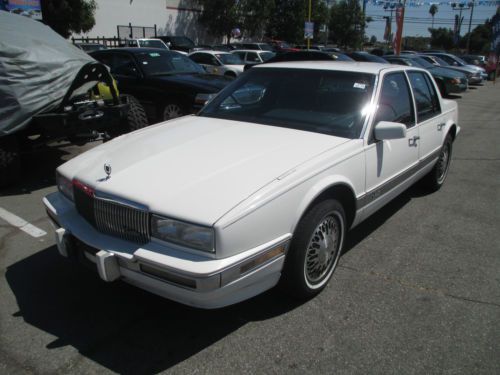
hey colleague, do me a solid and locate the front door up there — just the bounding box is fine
[363,71,419,212]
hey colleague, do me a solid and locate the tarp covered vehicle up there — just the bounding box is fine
[0,12,148,186]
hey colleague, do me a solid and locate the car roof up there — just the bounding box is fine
[189,50,231,55]
[231,49,273,53]
[253,61,415,74]
[91,47,177,54]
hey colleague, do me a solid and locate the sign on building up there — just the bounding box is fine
[0,0,42,20]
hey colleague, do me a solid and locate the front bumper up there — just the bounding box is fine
[44,192,290,309]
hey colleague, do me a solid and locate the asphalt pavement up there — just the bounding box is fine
[1,83,499,374]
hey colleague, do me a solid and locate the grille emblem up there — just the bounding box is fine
[104,163,112,179]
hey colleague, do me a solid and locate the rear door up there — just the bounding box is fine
[407,71,445,162]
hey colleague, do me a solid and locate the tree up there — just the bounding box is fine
[369,35,377,44]
[428,27,454,50]
[41,0,97,38]
[329,0,367,49]
[198,0,274,42]
[266,0,330,44]
[429,4,438,29]
[460,19,493,53]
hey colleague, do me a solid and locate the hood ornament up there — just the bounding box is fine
[104,163,112,179]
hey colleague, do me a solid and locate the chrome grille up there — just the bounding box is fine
[74,184,150,244]
[94,197,150,244]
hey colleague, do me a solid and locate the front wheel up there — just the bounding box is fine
[280,199,346,299]
[422,134,453,191]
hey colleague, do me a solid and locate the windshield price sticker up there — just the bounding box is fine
[353,82,366,89]
[149,52,160,57]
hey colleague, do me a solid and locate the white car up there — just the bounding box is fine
[188,50,245,78]
[231,49,276,64]
[126,38,169,50]
[44,62,459,309]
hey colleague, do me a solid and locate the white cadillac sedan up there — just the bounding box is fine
[44,62,459,309]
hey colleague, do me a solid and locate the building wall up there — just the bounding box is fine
[73,0,219,44]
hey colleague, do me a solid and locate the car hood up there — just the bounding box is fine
[151,72,231,91]
[59,116,349,225]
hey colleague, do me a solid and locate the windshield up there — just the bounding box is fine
[453,56,468,65]
[171,36,195,48]
[138,40,168,49]
[199,68,376,139]
[217,53,243,65]
[412,57,434,69]
[135,51,205,76]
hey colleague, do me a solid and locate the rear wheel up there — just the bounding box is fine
[0,135,21,188]
[280,199,346,299]
[422,134,453,191]
[161,101,185,121]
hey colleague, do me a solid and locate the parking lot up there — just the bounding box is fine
[0,82,499,374]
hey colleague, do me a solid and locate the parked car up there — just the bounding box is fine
[460,54,487,67]
[346,51,388,63]
[419,54,483,84]
[90,48,231,122]
[126,38,169,50]
[156,35,197,53]
[424,52,486,81]
[0,12,148,187]
[384,54,468,96]
[75,43,108,52]
[240,42,274,51]
[188,50,245,78]
[243,50,351,71]
[267,39,300,52]
[231,49,276,64]
[44,61,459,309]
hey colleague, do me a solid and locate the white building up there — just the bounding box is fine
[74,0,218,44]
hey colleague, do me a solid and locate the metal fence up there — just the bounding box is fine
[117,23,157,39]
[71,36,124,48]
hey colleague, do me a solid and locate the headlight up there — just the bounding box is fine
[194,93,216,106]
[151,215,215,252]
[451,78,461,85]
[56,172,74,201]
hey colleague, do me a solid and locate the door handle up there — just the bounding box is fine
[408,136,420,147]
[437,123,445,131]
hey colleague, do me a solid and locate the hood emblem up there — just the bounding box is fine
[104,163,112,179]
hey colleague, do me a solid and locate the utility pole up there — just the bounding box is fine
[466,1,475,53]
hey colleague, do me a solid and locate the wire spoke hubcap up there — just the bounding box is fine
[304,215,341,285]
[163,104,182,120]
[437,143,450,183]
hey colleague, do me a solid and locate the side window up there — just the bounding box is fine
[112,54,139,77]
[190,53,206,64]
[375,72,415,128]
[247,52,260,63]
[93,53,113,69]
[408,71,440,123]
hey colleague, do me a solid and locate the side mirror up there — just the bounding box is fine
[374,121,407,140]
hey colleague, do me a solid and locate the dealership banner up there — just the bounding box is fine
[392,5,405,55]
[0,0,42,20]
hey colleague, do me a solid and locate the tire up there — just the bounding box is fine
[280,199,346,299]
[161,101,185,121]
[0,135,21,188]
[422,134,453,192]
[124,95,148,132]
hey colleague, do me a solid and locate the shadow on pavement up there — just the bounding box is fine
[5,247,304,374]
[0,142,99,197]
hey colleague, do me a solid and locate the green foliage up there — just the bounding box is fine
[429,4,438,28]
[428,27,454,50]
[369,35,377,44]
[264,0,330,43]
[41,0,97,38]
[329,0,367,49]
[198,0,275,42]
[460,20,492,53]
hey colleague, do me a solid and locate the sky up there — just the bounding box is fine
[363,1,499,41]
